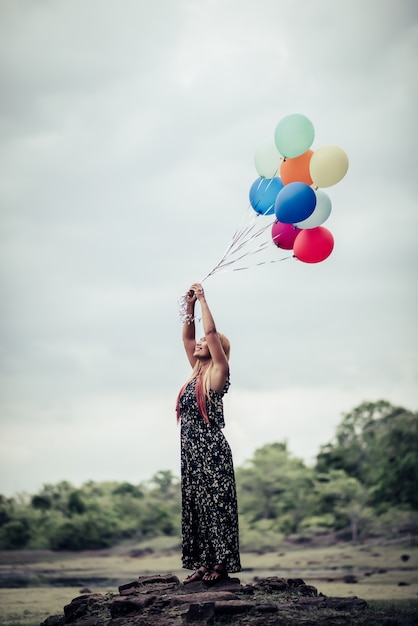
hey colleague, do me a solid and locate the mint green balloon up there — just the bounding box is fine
[274,113,315,158]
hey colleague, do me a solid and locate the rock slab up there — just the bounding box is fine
[40,572,373,625]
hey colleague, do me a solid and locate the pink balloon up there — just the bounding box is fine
[293,226,334,263]
[271,221,300,250]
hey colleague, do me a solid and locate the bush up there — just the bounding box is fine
[300,514,336,533]
[239,517,284,553]
[0,519,31,549]
[49,514,120,550]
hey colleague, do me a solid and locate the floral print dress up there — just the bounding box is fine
[179,375,242,573]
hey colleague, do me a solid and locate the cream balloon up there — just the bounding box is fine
[254,137,283,178]
[309,145,349,188]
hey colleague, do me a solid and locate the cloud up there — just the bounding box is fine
[0,0,417,496]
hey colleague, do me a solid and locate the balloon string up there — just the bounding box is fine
[213,205,259,262]
[207,241,290,277]
[210,170,282,268]
[206,241,270,276]
[202,212,269,276]
[202,230,271,279]
[200,206,254,282]
[214,253,292,276]
[201,214,278,282]
[179,176,289,321]
[200,170,286,283]
[216,226,272,266]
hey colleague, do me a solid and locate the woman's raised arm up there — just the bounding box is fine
[191,283,229,392]
[182,289,197,367]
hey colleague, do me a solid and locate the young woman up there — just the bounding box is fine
[176,283,241,585]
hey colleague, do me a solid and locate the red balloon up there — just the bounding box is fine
[271,220,300,250]
[293,226,334,263]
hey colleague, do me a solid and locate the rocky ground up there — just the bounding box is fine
[39,572,418,626]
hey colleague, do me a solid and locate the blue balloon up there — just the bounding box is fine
[274,182,317,224]
[249,177,284,215]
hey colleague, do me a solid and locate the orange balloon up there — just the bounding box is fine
[280,149,313,186]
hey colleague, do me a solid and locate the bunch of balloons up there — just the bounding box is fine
[251,113,348,263]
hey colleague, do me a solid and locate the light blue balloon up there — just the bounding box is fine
[249,177,284,215]
[295,189,332,228]
[274,114,315,158]
[274,182,317,224]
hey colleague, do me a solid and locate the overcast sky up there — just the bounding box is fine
[1,0,417,497]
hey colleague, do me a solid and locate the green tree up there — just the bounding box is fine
[370,410,418,509]
[0,518,31,549]
[67,490,86,515]
[236,443,314,534]
[35,481,76,517]
[316,401,418,510]
[313,470,373,541]
[149,471,179,498]
[112,482,144,498]
[49,512,120,550]
[0,495,11,525]
[316,401,396,479]
[31,494,52,511]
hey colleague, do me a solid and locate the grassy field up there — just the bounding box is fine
[0,588,84,626]
[0,539,417,625]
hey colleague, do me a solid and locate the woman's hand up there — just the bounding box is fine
[185,289,196,303]
[189,283,205,301]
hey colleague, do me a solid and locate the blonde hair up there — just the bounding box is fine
[176,333,230,423]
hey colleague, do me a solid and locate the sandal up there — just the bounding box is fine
[203,564,228,586]
[183,567,207,585]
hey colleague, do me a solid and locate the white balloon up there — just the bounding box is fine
[254,137,283,178]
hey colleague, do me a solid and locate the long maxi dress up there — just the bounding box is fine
[179,375,242,572]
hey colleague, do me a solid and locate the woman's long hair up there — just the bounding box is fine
[176,333,230,424]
